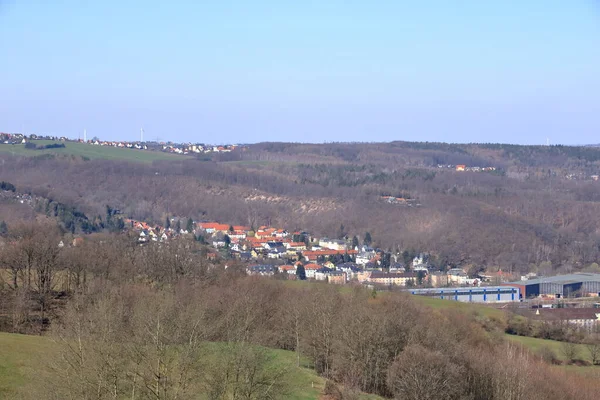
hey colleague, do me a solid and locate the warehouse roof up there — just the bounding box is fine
[507,273,600,286]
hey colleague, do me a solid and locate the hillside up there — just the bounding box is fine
[0,141,187,163]
[1,140,600,272]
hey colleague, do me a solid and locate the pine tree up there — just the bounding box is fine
[186,218,194,233]
[338,224,346,239]
[296,264,306,280]
[165,216,171,230]
[0,220,8,235]
[352,235,359,249]
[364,232,372,246]
[175,219,181,232]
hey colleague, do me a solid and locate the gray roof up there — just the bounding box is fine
[507,273,600,286]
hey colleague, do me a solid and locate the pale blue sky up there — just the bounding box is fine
[1,1,599,144]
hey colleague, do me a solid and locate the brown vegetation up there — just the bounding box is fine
[2,141,600,273]
[0,221,599,398]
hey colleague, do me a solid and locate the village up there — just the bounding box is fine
[125,215,516,291]
[0,132,242,156]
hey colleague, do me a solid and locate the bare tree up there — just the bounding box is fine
[387,344,465,400]
[584,335,600,365]
[560,341,579,363]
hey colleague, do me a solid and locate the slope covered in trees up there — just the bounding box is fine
[1,140,600,273]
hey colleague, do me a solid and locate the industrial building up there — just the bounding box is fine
[408,286,520,303]
[503,273,600,299]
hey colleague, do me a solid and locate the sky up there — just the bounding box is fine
[0,1,599,145]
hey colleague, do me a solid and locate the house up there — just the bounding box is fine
[447,268,468,285]
[138,230,150,242]
[389,262,406,273]
[229,231,247,240]
[198,222,230,234]
[336,262,362,280]
[246,265,276,276]
[314,267,334,281]
[267,248,286,259]
[367,271,418,286]
[430,272,449,287]
[278,265,297,275]
[273,229,289,238]
[327,271,347,284]
[356,248,376,265]
[303,263,321,279]
[521,308,600,332]
[264,241,285,250]
[319,238,347,251]
[285,242,307,251]
[456,165,466,172]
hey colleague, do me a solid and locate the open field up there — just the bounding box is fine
[410,295,508,321]
[0,332,381,400]
[506,334,593,363]
[0,332,53,399]
[0,141,188,163]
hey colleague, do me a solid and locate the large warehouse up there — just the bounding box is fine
[409,286,520,303]
[503,273,600,299]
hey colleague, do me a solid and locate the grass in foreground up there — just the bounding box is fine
[0,141,187,163]
[0,332,53,399]
[0,332,381,400]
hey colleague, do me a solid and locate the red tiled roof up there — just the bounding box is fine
[304,263,321,270]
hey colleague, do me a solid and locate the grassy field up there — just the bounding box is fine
[506,334,600,377]
[410,295,508,321]
[0,333,53,399]
[0,141,188,163]
[505,334,592,362]
[0,332,381,400]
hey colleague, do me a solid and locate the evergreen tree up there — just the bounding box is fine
[338,224,346,239]
[352,235,359,249]
[229,225,234,233]
[165,216,171,230]
[402,250,412,266]
[417,270,426,285]
[224,234,231,248]
[382,253,391,269]
[175,219,181,232]
[364,232,372,246]
[186,218,194,233]
[0,220,8,235]
[296,264,306,280]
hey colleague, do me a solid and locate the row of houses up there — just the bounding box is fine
[436,164,497,172]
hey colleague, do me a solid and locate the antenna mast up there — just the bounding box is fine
[140,127,144,143]
[84,129,87,142]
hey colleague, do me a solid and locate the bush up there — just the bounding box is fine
[539,345,559,365]
[0,181,16,192]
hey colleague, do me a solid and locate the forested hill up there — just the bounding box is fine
[1,140,600,273]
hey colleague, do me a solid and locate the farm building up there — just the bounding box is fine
[408,286,520,303]
[502,273,600,299]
